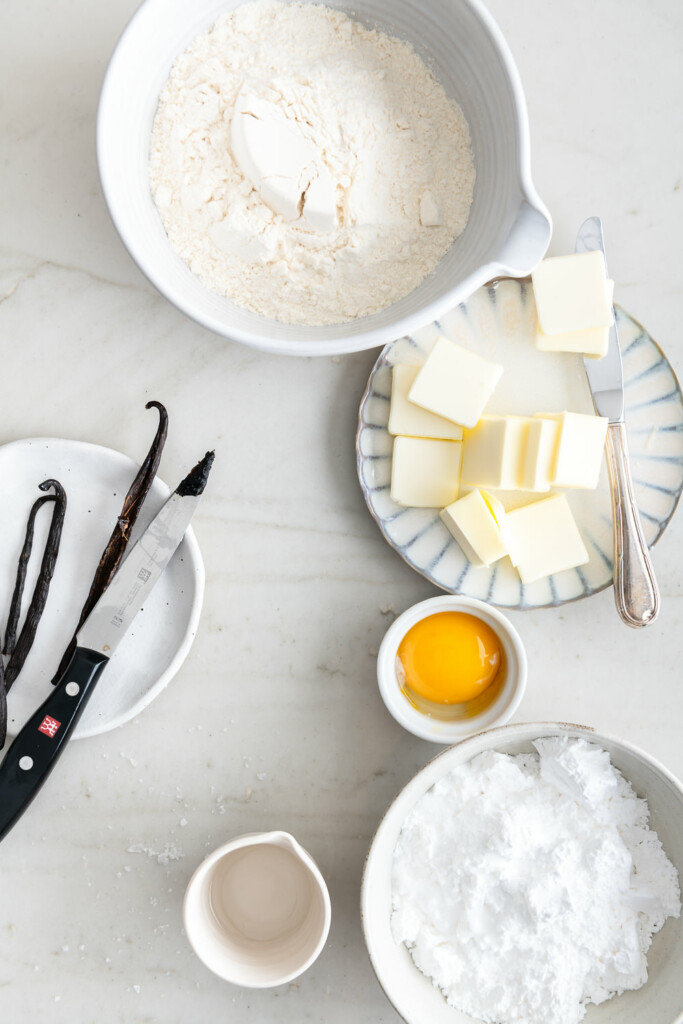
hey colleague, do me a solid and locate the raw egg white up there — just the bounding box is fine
[396,611,502,705]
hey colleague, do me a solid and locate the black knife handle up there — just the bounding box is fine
[0,647,109,842]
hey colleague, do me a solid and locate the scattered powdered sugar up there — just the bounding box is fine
[127,842,184,866]
[149,1,474,325]
[392,737,681,1024]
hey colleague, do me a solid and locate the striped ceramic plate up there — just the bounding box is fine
[356,278,683,609]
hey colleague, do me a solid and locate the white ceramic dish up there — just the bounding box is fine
[0,438,204,739]
[97,0,551,356]
[183,830,331,986]
[377,595,526,743]
[361,721,683,1024]
[357,278,683,608]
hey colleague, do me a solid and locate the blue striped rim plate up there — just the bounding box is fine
[356,278,683,609]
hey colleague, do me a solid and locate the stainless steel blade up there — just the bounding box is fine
[575,216,624,423]
[76,452,213,656]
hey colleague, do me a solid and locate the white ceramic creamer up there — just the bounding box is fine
[183,831,331,987]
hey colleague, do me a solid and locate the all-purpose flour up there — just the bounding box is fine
[392,738,680,1024]
[149,1,474,325]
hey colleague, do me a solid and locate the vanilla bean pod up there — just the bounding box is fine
[52,400,168,682]
[3,494,56,658]
[0,480,66,749]
[0,635,6,751]
[1,491,56,749]
[4,481,67,694]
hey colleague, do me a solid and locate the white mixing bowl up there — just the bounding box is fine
[362,723,683,1024]
[97,0,551,356]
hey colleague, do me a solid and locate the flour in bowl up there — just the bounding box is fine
[392,737,680,1024]
[149,1,474,325]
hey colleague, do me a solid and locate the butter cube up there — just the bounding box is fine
[532,252,613,335]
[505,494,589,583]
[408,336,503,429]
[391,436,463,508]
[522,417,561,491]
[537,324,609,359]
[461,416,529,490]
[440,489,508,566]
[536,281,614,359]
[536,411,608,489]
[388,366,463,440]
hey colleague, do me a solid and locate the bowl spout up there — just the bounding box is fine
[495,196,552,277]
[261,830,305,858]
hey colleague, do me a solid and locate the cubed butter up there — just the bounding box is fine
[461,415,529,490]
[535,411,608,489]
[390,436,463,508]
[440,489,508,566]
[536,281,615,359]
[408,336,503,429]
[537,324,609,359]
[388,365,463,440]
[532,252,613,335]
[505,493,589,583]
[522,417,561,491]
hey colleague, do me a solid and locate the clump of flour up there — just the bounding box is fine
[149,1,474,325]
[392,737,680,1024]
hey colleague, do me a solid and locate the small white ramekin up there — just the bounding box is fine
[377,595,526,743]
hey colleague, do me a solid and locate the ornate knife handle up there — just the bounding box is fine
[605,421,660,627]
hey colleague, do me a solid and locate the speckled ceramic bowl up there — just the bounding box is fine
[361,722,683,1024]
[97,0,550,355]
[357,278,683,608]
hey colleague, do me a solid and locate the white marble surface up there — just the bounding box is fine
[0,0,682,1020]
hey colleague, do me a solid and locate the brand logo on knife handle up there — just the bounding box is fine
[38,715,61,738]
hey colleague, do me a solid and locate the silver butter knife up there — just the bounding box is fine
[576,217,660,627]
[0,450,214,843]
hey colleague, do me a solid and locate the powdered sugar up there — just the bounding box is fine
[149,1,474,325]
[392,737,680,1024]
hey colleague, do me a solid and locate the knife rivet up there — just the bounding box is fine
[19,756,33,771]
[66,682,80,697]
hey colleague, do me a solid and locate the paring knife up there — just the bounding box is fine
[576,217,660,627]
[0,451,214,843]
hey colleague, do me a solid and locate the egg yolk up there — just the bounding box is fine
[396,611,502,705]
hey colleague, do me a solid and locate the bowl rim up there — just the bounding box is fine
[96,0,550,356]
[360,720,683,1024]
[376,595,527,742]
